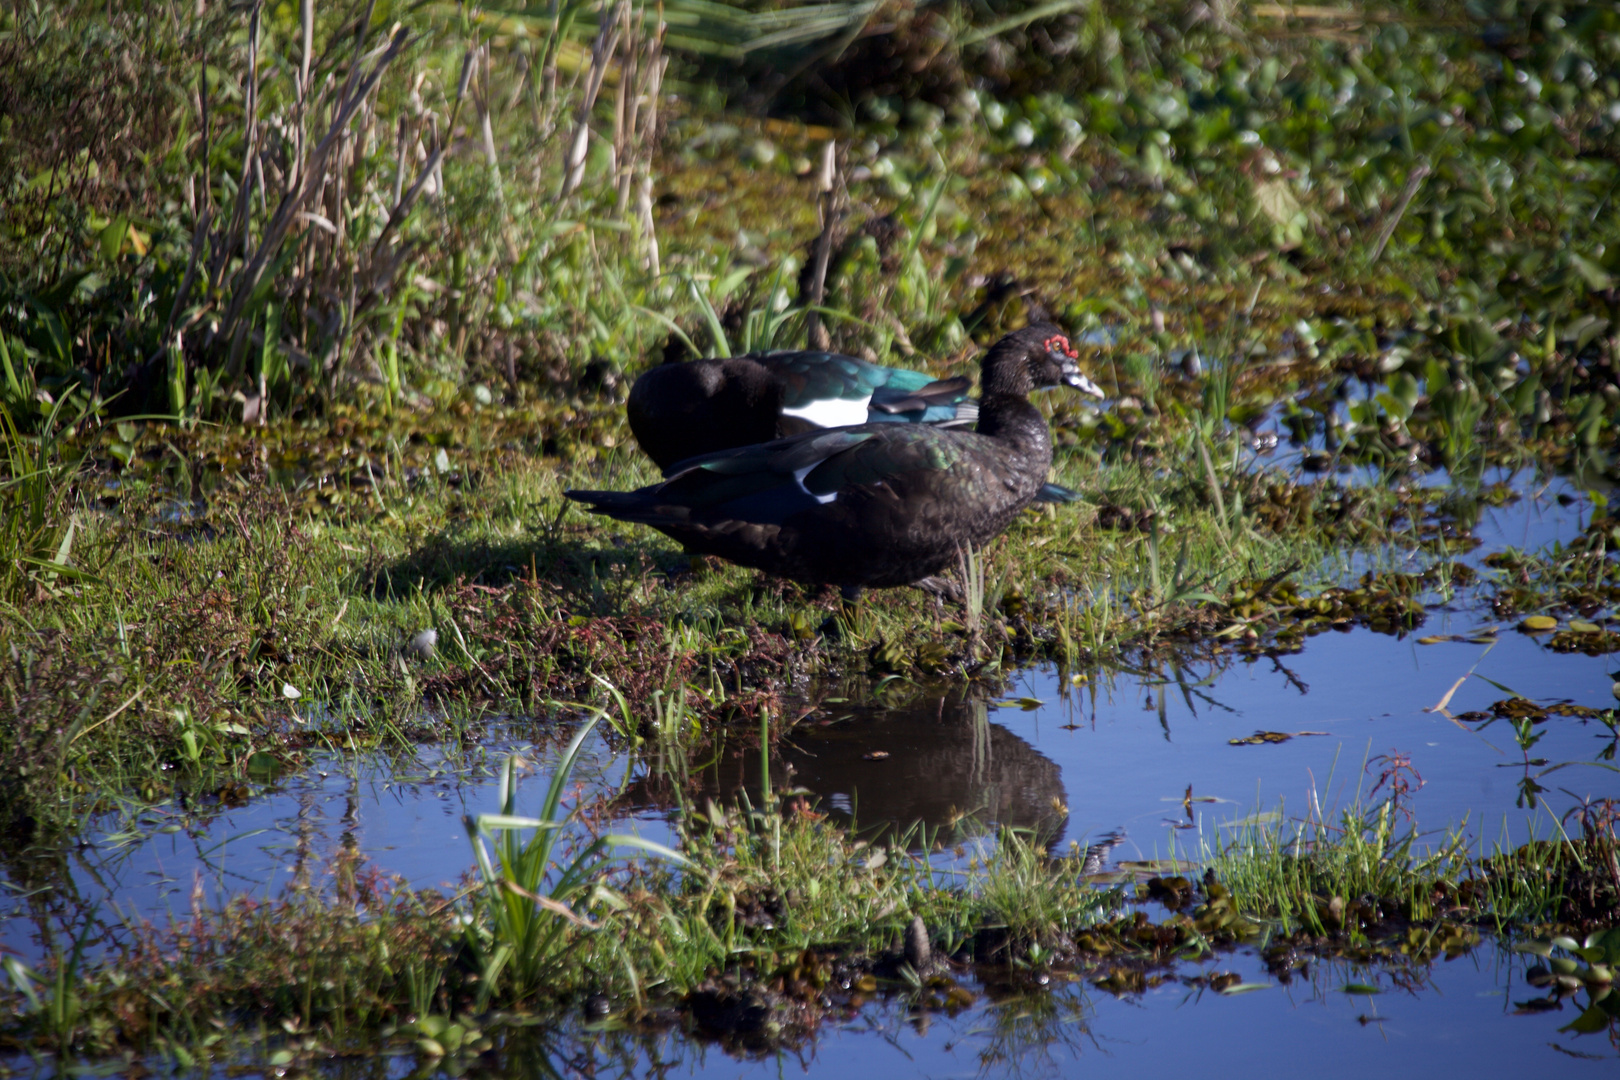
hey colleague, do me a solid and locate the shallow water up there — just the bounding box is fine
[2,472,1616,1069]
[10,610,1608,967]
[304,946,1617,1076]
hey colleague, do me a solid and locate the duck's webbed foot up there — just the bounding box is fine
[911,576,963,603]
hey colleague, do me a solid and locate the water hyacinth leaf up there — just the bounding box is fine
[1518,615,1558,632]
[1568,620,1601,634]
[1586,929,1620,963]
[1560,1004,1612,1035]
[98,216,129,263]
[993,697,1045,710]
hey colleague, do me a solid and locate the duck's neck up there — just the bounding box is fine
[975,393,1052,464]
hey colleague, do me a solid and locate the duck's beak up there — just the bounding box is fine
[1057,355,1106,399]
[1068,371,1105,399]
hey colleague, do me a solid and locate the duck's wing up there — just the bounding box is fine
[569,421,986,527]
[625,356,782,469]
[569,429,880,526]
[867,375,973,423]
[750,351,973,428]
[746,351,878,428]
[790,424,963,496]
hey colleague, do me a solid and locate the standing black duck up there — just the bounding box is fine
[566,325,1100,593]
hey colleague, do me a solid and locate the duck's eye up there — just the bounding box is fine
[1044,335,1077,359]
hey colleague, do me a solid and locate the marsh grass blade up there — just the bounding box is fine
[464,712,687,1003]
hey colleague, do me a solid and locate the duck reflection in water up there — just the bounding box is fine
[623,691,1068,852]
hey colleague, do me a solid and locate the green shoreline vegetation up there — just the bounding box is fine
[2,0,1619,1065]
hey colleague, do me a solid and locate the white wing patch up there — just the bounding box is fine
[781,395,871,429]
[791,464,838,504]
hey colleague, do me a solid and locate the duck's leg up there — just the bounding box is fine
[816,585,863,639]
[910,576,962,604]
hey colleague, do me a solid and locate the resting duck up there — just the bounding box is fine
[567,324,1101,593]
[626,346,1100,502]
[626,349,975,467]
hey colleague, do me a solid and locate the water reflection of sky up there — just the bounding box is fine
[0,733,666,962]
[1000,626,1616,860]
[522,943,1613,1077]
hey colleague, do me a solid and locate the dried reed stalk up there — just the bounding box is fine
[217,21,410,375]
[804,142,843,351]
[561,0,628,198]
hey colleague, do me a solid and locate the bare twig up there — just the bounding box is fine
[391,115,407,208]
[164,206,212,343]
[299,0,314,93]
[367,48,473,276]
[197,60,211,211]
[478,44,505,203]
[232,1,263,261]
[561,0,627,198]
[218,24,411,373]
[803,142,842,351]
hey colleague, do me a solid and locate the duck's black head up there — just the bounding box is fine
[981,324,1105,399]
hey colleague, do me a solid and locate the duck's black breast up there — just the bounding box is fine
[626,358,783,470]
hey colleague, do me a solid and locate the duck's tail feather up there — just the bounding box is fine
[1034,481,1083,504]
[564,489,685,525]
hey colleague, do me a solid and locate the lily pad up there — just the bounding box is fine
[1518,615,1558,632]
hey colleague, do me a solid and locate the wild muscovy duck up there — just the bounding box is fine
[567,324,1097,592]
